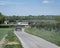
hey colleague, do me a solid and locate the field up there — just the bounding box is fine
[25,26,60,46]
[0,28,13,40]
[0,28,23,48]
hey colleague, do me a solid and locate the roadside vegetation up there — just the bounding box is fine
[25,22,60,46]
[4,30,23,48]
[0,28,13,40]
[6,30,19,42]
[0,27,23,48]
[4,44,23,48]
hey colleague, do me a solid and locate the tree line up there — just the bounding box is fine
[0,12,60,24]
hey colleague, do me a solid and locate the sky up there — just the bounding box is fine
[0,0,60,16]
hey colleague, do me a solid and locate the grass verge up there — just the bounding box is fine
[4,44,23,48]
[25,26,60,46]
[5,29,23,48]
[0,28,13,40]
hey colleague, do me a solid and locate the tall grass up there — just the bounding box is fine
[4,44,23,48]
[6,30,19,42]
[25,26,60,46]
[0,28,23,48]
[0,28,13,40]
[5,29,23,48]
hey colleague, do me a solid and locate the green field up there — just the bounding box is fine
[0,28,23,48]
[0,28,13,40]
[25,26,60,46]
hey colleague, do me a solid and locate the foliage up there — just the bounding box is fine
[0,12,60,24]
[6,30,19,42]
[5,28,23,48]
[0,12,5,24]
[25,26,60,46]
[0,28,13,40]
[4,44,23,48]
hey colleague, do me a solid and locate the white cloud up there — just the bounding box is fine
[42,0,50,4]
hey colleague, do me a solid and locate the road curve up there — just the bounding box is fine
[14,31,59,48]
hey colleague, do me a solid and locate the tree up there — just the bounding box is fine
[0,12,5,24]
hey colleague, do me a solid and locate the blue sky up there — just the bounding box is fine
[0,0,60,16]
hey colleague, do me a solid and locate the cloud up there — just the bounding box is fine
[42,0,50,4]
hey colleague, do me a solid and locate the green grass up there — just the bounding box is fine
[5,29,23,48]
[0,28,13,40]
[6,30,20,42]
[4,44,23,48]
[25,26,60,46]
[0,28,23,48]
